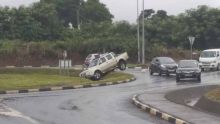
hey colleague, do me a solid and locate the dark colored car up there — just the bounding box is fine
[176,60,201,82]
[149,57,177,76]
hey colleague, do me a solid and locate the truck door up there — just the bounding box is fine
[98,57,109,73]
[106,54,117,70]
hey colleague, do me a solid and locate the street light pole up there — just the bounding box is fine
[77,0,82,30]
[137,0,141,63]
[142,0,145,64]
[77,10,80,30]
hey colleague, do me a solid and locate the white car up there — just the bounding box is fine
[80,52,129,80]
[199,49,220,71]
[84,53,100,67]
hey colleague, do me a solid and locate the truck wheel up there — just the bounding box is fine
[93,71,102,80]
[118,61,126,71]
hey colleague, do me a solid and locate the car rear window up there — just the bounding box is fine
[179,61,198,68]
[159,57,175,64]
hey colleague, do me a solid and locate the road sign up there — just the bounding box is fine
[188,36,195,59]
[188,36,195,46]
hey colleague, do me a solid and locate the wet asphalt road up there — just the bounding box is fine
[0,69,220,124]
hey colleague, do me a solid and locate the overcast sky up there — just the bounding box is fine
[0,0,220,23]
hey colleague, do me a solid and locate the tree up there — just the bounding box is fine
[138,9,155,21]
[82,0,113,24]
[178,5,220,49]
[31,1,64,40]
[156,10,167,18]
[53,0,83,28]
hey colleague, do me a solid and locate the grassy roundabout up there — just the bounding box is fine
[205,87,220,102]
[0,68,133,91]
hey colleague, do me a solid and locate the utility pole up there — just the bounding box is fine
[77,10,80,30]
[77,0,81,30]
[142,0,145,64]
[137,0,141,63]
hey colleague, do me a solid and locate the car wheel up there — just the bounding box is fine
[176,76,180,82]
[93,71,102,80]
[159,70,162,76]
[201,68,204,72]
[197,75,201,82]
[217,64,220,71]
[149,68,153,75]
[118,61,126,71]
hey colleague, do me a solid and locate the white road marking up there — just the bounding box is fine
[0,104,40,124]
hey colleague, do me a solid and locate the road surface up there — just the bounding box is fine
[0,69,219,124]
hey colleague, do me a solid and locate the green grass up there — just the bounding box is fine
[205,88,220,102]
[0,68,133,91]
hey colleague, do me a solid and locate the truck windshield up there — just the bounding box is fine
[200,51,216,58]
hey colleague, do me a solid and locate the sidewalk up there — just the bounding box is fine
[135,89,220,124]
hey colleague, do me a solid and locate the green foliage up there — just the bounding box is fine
[82,0,113,23]
[0,3,220,63]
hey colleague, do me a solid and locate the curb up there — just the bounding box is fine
[132,94,190,124]
[4,65,56,68]
[0,77,136,95]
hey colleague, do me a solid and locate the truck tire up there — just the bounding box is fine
[118,60,126,71]
[93,71,102,80]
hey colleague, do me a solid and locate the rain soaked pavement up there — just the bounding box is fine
[0,69,220,124]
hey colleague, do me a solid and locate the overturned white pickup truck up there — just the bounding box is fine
[80,52,129,80]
